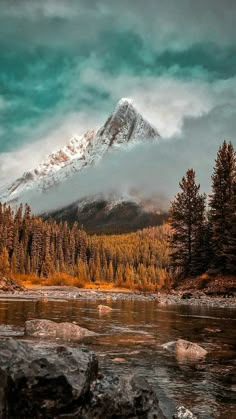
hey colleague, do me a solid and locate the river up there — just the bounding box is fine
[0,297,235,418]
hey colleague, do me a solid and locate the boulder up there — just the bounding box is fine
[0,338,98,418]
[25,319,96,341]
[97,304,112,313]
[80,374,166,419]
[0,338,166,419]
[162,339,207,359]
[175,339,207,359]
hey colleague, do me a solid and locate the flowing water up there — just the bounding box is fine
[0,298,235,419]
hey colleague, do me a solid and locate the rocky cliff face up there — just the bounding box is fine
[0,98,159,205]
[95,97,158,146]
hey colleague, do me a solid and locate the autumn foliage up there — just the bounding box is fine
[0,203,171,290]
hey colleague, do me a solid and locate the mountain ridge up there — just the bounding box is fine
[44,198,168,234]
[0,98,160,206]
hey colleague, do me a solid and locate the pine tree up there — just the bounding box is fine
[115,264,124,286]
[169,169,206,277]
[40,253,53,278]
[76,260,88,282]
[224,173,236,273]
[0,247,10,276]
[137,263,147,287]
[209,141,236,272]
[124,263,135,287]
[10,252,17,274]
[107,261,114,282]
[190,203,210,276]
[147,265,156,285]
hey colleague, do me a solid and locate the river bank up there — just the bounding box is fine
[0,289,235,418]
[0,284,235,309]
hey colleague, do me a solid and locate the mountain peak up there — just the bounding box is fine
[1,98,160,205]
[95,98,160,147]
[116,97,133,107]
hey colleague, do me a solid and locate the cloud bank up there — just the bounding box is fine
[24,101,236,214]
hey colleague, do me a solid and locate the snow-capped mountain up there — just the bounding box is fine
[0,98,160,205]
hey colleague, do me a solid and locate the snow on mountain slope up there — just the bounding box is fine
[0,98,160,205]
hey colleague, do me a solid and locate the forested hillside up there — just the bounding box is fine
[0,203,170,290]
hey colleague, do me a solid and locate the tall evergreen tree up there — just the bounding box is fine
[0,247,10,276]
[169,169,206,276]
[209,141,236,272]
[224,165,236,273]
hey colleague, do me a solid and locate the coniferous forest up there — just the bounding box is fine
[169,141,236,278]
[0,141,235,289]
[0,203,170,290]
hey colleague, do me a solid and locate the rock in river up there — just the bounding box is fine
[162,339,207,359]
[175,339,207,359]
[97,304,112,313]
[80,374,166,419]
[0,338,166,419]
[0,338,98,418]
[25,319,96,341]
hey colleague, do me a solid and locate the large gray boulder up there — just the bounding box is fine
[0,338,98,418]
[78,375,165,419]
[80,374,166,419]
[0,339,165,419]
[25,319,96,341]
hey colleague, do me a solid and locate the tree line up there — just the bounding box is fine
[169,141,236,277]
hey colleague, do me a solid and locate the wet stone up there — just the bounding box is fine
[25,319,96,341]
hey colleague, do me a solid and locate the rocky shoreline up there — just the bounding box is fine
[0,337,202,419]
[0,338,167,419]
[0,284,235,309]
[0,280,235,418]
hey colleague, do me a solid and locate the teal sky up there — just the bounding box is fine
[0,0,236,185]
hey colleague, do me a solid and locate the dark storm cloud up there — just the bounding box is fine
[0,0,236,199]
[1,0,236,48]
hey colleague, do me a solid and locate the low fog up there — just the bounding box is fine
[5,92,236,214]
[23,113,230,215]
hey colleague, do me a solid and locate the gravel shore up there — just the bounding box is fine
[0,286,235,309]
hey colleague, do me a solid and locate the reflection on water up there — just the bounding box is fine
[0,298,235,419]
